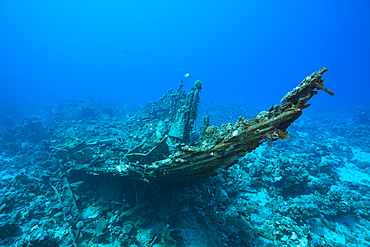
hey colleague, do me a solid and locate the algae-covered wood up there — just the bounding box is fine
[56,68,333,185]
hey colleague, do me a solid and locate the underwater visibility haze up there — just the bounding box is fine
[1,0,370,111]
[0,0,370,246]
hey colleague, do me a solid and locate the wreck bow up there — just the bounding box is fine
[57,68,334,185]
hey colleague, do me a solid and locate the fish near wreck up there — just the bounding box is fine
[54,68,334,185]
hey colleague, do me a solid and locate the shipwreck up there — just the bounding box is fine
[55,68,334,185]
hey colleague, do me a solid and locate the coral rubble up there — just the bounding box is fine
[3,68,370,246]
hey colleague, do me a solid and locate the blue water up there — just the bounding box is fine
[1,1,370,246]
[1,0,369,114]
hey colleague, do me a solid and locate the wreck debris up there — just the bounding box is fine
[54,68,333,185]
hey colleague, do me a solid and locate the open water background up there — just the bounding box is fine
[1,0,369,116]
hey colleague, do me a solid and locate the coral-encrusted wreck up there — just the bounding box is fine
[55,68,334,185]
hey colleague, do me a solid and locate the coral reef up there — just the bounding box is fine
[2,69,370,246]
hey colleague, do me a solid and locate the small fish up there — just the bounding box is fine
[184,73,190,78]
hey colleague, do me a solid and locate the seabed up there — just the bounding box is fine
[1,69,370,246]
